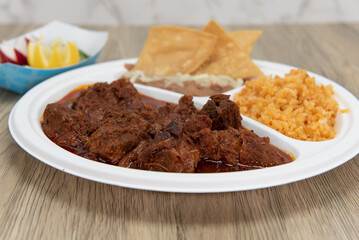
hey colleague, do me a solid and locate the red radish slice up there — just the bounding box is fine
[0,50,18,64]
[14,48,28,65]
[0,41,18,64]
[14,37,28,56]
[0,37,29,65]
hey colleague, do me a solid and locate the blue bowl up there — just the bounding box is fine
[0,52,101,94]
[0,21,108,94]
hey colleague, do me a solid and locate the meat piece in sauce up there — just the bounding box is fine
[197,127,243,166]
[199,94,242,130]
[42,103,82,147]
[183,114,212,140]
[121,96,201,172]
[132,137,199,172]
[41,79,293,173]
[85,111,150,164]
[119,120,200,172]
[73,78,156,124]
[239,130,291,167]
[149,95,198,134]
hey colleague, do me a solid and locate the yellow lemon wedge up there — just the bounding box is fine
[27,41,49,68]
[65,41,80,66]
[27,37,81,69]
[48,48,65,68]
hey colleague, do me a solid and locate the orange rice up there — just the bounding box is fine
[233,69,339,141]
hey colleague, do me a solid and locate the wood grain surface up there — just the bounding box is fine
[0,23,358,240]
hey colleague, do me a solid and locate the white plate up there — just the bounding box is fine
[8,59,359,193]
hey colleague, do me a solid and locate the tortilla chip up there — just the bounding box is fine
[230,30,262,54]
[195,51,263,79]
[193,20,263,79]
[132,26,217,76]
[200,20,242,60]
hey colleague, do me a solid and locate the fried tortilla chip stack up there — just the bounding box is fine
[132,20,263,80]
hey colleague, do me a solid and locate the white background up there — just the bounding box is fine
[0,0,358,25]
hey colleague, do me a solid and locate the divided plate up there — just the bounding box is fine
[8,58,359,193]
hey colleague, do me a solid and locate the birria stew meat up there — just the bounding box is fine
[41,79,293,173]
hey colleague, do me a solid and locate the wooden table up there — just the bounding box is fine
[0,23,358,240]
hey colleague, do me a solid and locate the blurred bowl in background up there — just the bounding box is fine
[0,21,108,94]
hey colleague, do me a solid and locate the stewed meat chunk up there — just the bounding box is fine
[42,78,293,173]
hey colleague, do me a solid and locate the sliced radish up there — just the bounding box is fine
[14,37,28,56]
[0,37,29,65]
[14,48,28,65]
[0,41,18,64]
[1,50,18,64]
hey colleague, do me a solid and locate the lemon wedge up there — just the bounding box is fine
[65,41,80,66]
[27,41,49,68]
[27,37,81,69]
[48,48,65,68]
